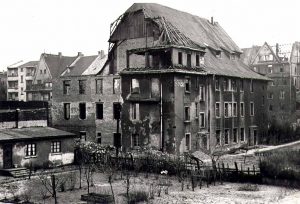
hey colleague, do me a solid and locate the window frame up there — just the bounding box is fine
[96,103,103,120]
[233,128,238,143]
[64,103,70,120]
[80,131,86,142]
[250,102,254,116]
[240,128,245,142]
[240,102,244,117]
[185,133,191,151]
[216,130,221,146]
[131,78,140,94]
[51,141,61,153]
[78,80,86,95]
[63,80,71,95]
[113,78,120,94]
[215,102,220,118]
[184,106,190,121]
[224,129,230,145]
[199,112,205,128]
[215,78,220,91]
[95,78,103,94]
[178,52,183,65]
[131,103,140,121]
[25,143,36,157]
[79,103,86,120]
[132,133,139,147]
[185,78,191,93]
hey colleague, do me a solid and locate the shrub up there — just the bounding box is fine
[238,184,259,191]
[127,190,149,204]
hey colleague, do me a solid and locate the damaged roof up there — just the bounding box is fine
[0,127,77,142]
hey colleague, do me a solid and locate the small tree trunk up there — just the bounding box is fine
[51,175,57,204]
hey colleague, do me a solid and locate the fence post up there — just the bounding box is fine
[247,167,250,175]
[222,163,225,180]
[253,165,256,175]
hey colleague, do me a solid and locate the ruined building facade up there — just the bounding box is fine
[109,3,269,154]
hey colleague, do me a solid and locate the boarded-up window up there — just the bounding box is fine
[131,78,140,93]
[79,103,86,120]
[131,103,140,120]
[151,78,160,97]
[96,103,103,119]
[64,103,70,120]
[96,79,103,94]
[113,78,120,94]
[79,80,86,94]
[63,80,70,95]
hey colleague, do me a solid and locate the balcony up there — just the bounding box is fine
[7,73,18,77]
[26,83,52,92]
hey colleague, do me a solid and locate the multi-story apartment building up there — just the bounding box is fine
[52,51,122,144]
[242,42,297,125]
[110,3,269,154]
[26,53,78,102]
[6,61,38,101]
[290,42,300,91]
[0,71,7,101]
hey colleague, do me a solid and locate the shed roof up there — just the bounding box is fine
[0,127,76,142]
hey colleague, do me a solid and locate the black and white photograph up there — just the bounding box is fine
[0,0,300,203]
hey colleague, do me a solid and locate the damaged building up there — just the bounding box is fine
[111,3,270,154]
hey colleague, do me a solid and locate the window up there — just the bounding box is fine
[195,102,198,118]
[187,54,191,67]
[132,133,139,147]
[21,87,24,95]
[224,103,229,118]
[253,67,257,72]
[131,78,140,93]
[178,52,182,65]
[240,102,244,117]
[280,91,285,99]
[21,68,23,72]
[185,78,190,92]
[262,96,265,105]
[223,79,229,91]
[215,78,220,91]
[97,133,101,144]
[268,92,273,99]
[26,144,36,156]
[184,106,190,121]
[233,128,238,143]
[63,80,70,95]
[216,130,221,146]
[21,75,23,83]
[269,81,275,86]
[113,102,121,119]
[240,128,245,142]
[215,102,220,118]
[269,104,273,111]
[233,102,237,117]
[216,51,221,58]
[199,85,205,100]
[44,69,46,74]
[79,103,86,120]
[200,112,205,128]
[80,131,86,142]
[96,103,103,119]
[185,133,191,151]
[228,103,232,117]
[280,66,284,72]
[51,141,61,153]
[250,80,254,92]
[64,103,70,120]
[224,129,230,145]
[131,103,140,120]
[240,80,244,92]
[113,78,120,94]
[250,102,254,116]
[196,55,200,66]
[95,79,103,94]
[231,80,237,92]
[40,70,42,74]
[79,80,86,94]
[268,66,273,74]
[151,78,160,97]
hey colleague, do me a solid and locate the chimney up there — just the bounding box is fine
[98,50,105,58]
[276,43,279,57]
[77,52,83,56]
[211,16,214,24]
[58,52,62,57]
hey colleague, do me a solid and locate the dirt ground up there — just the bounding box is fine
[0,170,299,204]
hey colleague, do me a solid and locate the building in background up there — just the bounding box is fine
[0,71,7,101]
[0,101,77,173]
[241,42,297,125]
[7,61,23,101]
[52,51,121,144]
[111,3,269,154]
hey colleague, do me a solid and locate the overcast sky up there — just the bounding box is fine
[0,0,299,72]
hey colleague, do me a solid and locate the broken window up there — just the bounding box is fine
[79,103,86,120]
[184,106,190,121]
[196,55,200,66]
[233,128,238,143]
[215,102,220,118]
[132,133,139,147]
[26,143,36,156]
[240,102,244,117]
[216,130,221,146]
[131,103,140,120]
[187,54,191,67]
[178,52,183,65]
[113,78,120,94]
[79,80,86,94]
[96,79,103,94]
[200,112,205,128]
[64,103,70,120]
[151,78,160,97]
[185,78,190,92]
[224,129,230,145]
[250,102,254,116]
[185,133,191,151]
[113,102,121,120]
[51,141,61,153]
[240,128,245,142]
[96,103,103,119]
[131,78,140,93]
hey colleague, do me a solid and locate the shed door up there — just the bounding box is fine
[3,144,13,169]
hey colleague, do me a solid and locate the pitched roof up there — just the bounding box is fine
[0,127,76,142]
[19,61,39,68]
[125,3,241,53]
[82,55,108,75]
[42,53,77,79]
[62,55,98,77]
[241,46,261,65]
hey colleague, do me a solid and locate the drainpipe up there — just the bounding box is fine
[15,108,20,128]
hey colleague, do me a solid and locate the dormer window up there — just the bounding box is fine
[230,54,236,60]
[196,54,205,66]
[216,51,221,58]
[178,52,183,65]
